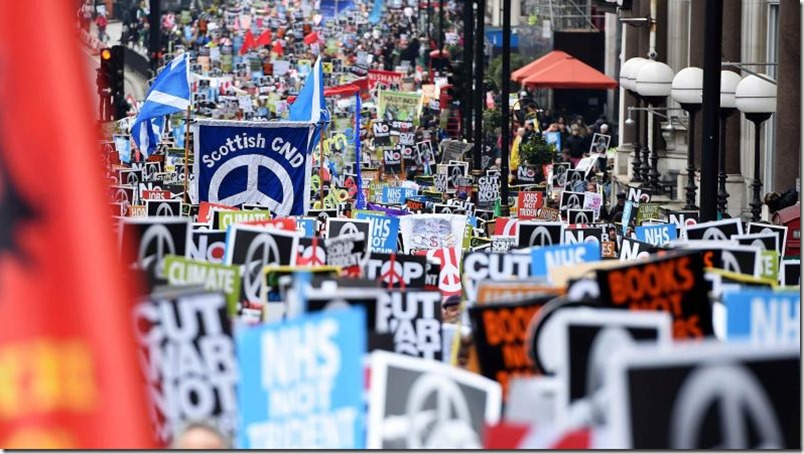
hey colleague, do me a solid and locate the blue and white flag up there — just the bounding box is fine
[113,134,132,164]
[289,57,330,125]
[173,120,186,149]
[195,120,316,216]
[131,53,191,157]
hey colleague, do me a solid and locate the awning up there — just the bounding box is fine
[511,50,570,83]
[520,51,618,89]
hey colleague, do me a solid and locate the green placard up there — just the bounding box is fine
[759,250,780,281]
[635,202,662,225]
[217,209,272,230]
[164,255,242,315]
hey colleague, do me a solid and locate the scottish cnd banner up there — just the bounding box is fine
[195,120,317,216]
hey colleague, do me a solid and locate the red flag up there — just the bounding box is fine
[255,29,272,47]
[272,40,284,56]
[0,1,153,449]
[239,29,255,55]
[303,31,319,45]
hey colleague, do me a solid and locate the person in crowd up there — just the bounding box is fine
[96,13,108,43]
[442,295,461,324]
[565,125,587,167]
[170,421,231,449]
[608,192,626,221]
[764,188,799,214]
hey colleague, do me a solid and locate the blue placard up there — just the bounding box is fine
[530,243,601,278]
[621,201,634,235]
[196,122,316,216]
[355,212,400,253]
[381,186,417,205]
[295,217,316,237]
[724,289,800,344]
[635,223,677,246]
[236,307,367,449]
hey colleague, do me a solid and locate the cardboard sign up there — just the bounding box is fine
[567,209,596,224]
[224,225,300,305]
[399,214,466,254]
[469,299,547,398]
[365,252,427,289]
[665,209,698,236]
[606,342,800,449]
[634,202,662,225]
[780,259,800,286]
[217,209,273,229]
[146,199,182,217]
[517,165,539,184]
[133,290,237,444]
[531,243,601,279]
[372,121,391,146]
[619,237,659,261]
[236,307,366,448]
[490,235,517,253]
[477,174,501,209]
[635,223,677,246]
[747,222,789,256]
[560,191,585,212]
[325,232,369,275]
[326,218,372,241]
[381,186,417,205]
[295,236,327,267]
[517,191,544,220]
[535,207,561,222]
[563,227,606,246]
[164,255,242,314]
[463,251,532,302]
[375,290,443,360]
[475,280,563,305]
[366,351,502,448]
[517,221,564,249]
[682,218,743,241]
[120,217,191,290]
[552,308,671,406]
[723,289,800,344]
[677,242,761,278]
[354,212,400,254]
[734,233,780,253]
[596,251,712,339]
[414,247,463,297]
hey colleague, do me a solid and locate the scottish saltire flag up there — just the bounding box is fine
[288,56,330,124]
[131,53,191,157]
[130,116,165,157]
[354,92,366,209]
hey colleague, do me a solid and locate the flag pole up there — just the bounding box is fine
[183,106,191,204]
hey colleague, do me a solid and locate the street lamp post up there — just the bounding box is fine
[620,57,649,182]
[499,0,511,216]
[717,70,742,218]
[635,60,675,195]
[671,67,704,211]
[736,74,777,222]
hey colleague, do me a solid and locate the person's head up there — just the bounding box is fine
[170,421,230,449]
[517,127,526,137]
[586,180,597,192]
[764,191,782,213]
[571,125,580,136]
[616,192,626,205]
[442,295,461,323]
[599,124,609,134]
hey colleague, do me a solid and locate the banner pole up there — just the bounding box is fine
[319,123,327,205]
[183,106,191,204]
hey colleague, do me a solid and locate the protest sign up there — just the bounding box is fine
[378,91,422,125]
[551,307,671,407]
[682,218,743,241]
[490,235,517,253]
[365,252,427,288]
[595,251,712,339]
[634,202,662,225]
[217,209,273,229]
[734,232,780,252]
[416,247,463,297]
[366,351,502,449]
[747,222,788,256]
[463,251,532,302]
[477,174,500,209]
[195,121,316,216]
[560,191,585,212]
[605,342,800,449]
[563,226,606,246]
[325,232,369,275]
[367,69,403,92]
[236,307,366,448]
[224,225,300,305]
[469,299,546,398]
[723,289,800,344]
[326,218,372,241]
[635,223,677,246]
[567,209,596,224]
[516,221,564,248]
[619,237,659,261]
[583,192,603,217]
[399,214,466,253]
[120,217,191,289]
[164,255,242,314]
[531,243,602,279]
[372,120,391,146]
[133,290,237,445]
[376,290,443,360]
[355,213,400,253]
[517,191,544,220]
[146,199,182,217]
[780,259,800,286]
[381,186,417,205]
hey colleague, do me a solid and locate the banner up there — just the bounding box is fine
[368,69,403,93]
[237,307,366,448]
[195,121,316,216]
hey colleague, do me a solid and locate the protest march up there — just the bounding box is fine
[0,0,799,450]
